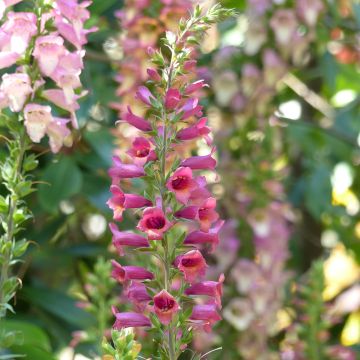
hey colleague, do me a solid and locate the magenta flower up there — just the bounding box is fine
[189,303,221,332]
[153,290,180,325]
[166,167,197,204]
[111,260,154,283]
[136,85,155,106]
[106,5,231,356]
[180,150,217,170]
[184,220,224,252]
[176,117,211,144]
[113,311,151,329]
[185,274,224,308]
[177,250,207,284]
[180,98,203,120]
[110,223,150,256]
[137,207,172,240]
[122,106,152,132]
[147,68,162,82]
[108,156,145,182]
[107,185,151,221]
[184,79,207,95]
[165,88,181,110]
[126,282,152,311]
[127,137,157,166]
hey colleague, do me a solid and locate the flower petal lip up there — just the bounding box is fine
[153,289,180,325]
[113,312,151,329]
[111,260,154,283]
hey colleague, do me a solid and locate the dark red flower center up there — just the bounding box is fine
[136,148,150,158]
[146,216,166,229]
[172,176,189,190]
[155,296,175,311]
[181,256,201,268]
[198,207,209,220]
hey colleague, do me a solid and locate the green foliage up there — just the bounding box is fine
[102,329,141,360]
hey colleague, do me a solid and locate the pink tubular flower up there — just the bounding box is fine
[107,185,152,221]
[166,167,197,204]
[1,73,32,112]
[180,149,216,170]
[189,303,221,332]
[126,281,152,311]
[1,12,37,54]
[184,220,224,252]
[180,98,203,120]
[176,198,219,232]
[24,104,53,143]
[177,250,207,283]
[127,137,157,166]
[153,290,180,325]
[185,274,224,309]
[113,311,151,329]
[121,106,152,132]
[110,223,150,256]
[269,9,298,46]
[147,68,162,82]
[165,88,181,110]
[176,118,211,144]
[33,35,66,77]
[184,79,207,95]
[136,85,155,106]
[137,207,172,240]
[197,197,219,232]
[108,156,145,182]
[111,260,154,283]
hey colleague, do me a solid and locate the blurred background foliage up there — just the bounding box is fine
[1,0,359,359]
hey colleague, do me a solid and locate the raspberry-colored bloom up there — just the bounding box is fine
[180,98,203,120]
[185,274,224,309]
[184,220,224,252]
[176,198,219,232]
[184,79,207,95]
[176,118,211,144]
[122,106,152,131]
[165,88,181,110]
[113,311,151,329]
[180,150,216,170]
[110,223,150,256]
[147,68,162,82]
[153,290,180,325]
[166,167,197,204]
[108,156,145,182]
[111,260,154,283]
[177,250,207,284]
[107,185,151,221]
[126,281,152,311]
[136,85,155,106]
[137,207,172,240]
[189,303,221,332]
[127,137,157,166]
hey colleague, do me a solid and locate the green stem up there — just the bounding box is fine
[0,128,27,318]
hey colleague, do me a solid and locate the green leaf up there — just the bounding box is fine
[84,129,114,167]
[0,320,51,351]
[38,157,83,213]
[20,286,95,328]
